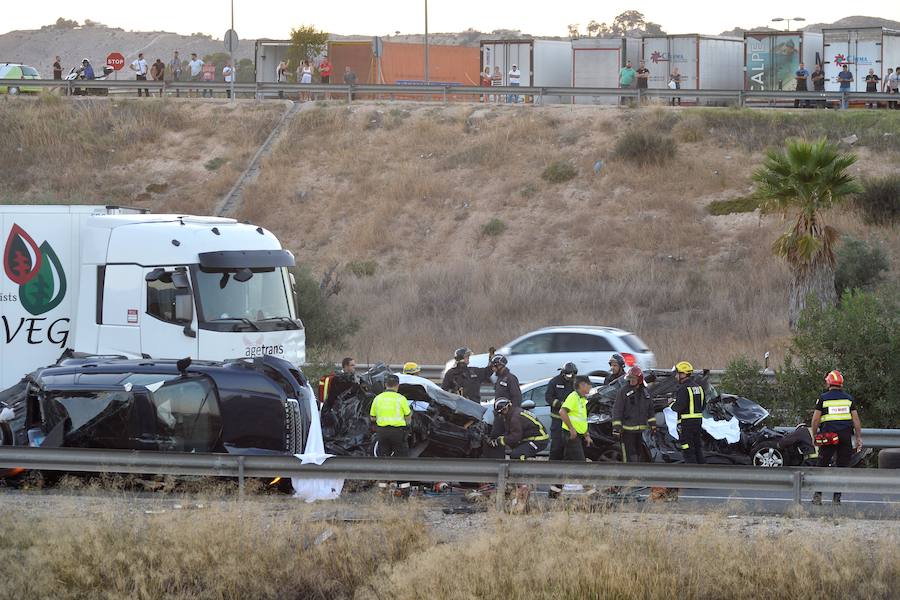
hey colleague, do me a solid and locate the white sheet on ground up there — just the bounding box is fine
[292,383,344,502]
[663,406,741,444]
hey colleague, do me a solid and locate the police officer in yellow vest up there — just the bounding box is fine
[559,376,594,461]
[369,373,411,457]
[810,370,863,505]
[670,361,705,464]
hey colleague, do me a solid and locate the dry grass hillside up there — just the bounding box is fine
[239,103,900,366]
[0,96,897,367]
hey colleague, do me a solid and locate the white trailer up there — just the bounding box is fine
[480,39,573,104]
[641,34,744,103]
[254,39,293,84]
[744,31,823,91]
[0,206,305,390]
[572,37,641,104]
[823,28,900,92]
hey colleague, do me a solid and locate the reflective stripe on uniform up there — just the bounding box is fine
[820,398,853,422]
[522,411,549,441]
[622,424,647,431]
[683,386,704,419]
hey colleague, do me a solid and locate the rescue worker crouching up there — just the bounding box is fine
[441,346,494,402]
[559,376,594,461]
[670,361,705,465]
[490,398,549,459]
[810,370,863,506]
[612,366,656,463]
[370,373,412,457]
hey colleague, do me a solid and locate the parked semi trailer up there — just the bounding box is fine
[641,34,744,103]
[744,31,824,91]
[823,27,900,92]
[480,38,573,103]
[572,37,641,104]
[0,205,304,390]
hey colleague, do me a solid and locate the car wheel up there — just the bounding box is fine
[751,441,786,467]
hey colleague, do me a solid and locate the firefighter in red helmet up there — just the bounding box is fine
[810,370,863,505]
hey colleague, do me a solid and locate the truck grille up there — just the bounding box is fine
[284,398,304,454]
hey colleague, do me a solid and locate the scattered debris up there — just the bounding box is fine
[841,134,858,146]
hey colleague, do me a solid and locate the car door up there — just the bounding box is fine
[507,332,556,383]
[553,332,615,374]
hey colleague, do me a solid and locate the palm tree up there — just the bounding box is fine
[752,138,862,328]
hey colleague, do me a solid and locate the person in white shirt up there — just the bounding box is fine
[222,62,234,98]
[188,53,205,97]
[130,52,150,97]
[507,64,521,104]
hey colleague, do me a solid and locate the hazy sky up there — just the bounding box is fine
[4,2,899,39]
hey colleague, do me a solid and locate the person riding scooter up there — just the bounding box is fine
[79,58,95,80]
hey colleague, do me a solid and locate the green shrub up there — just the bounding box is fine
[481,218,507,237]
[541,161,577,183]
[778,290,900,428]
[834,237,889,295]
[346,260,378,277]
[720,357,775,403]
[204,157,227,171]
[289,265,359,350]
[706,196,761,216]
[612,131,676,166]
[854,174,900,226]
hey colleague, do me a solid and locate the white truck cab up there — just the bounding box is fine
[0,205,304,389]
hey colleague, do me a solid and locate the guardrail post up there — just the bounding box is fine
[738,90,744,108]
[443,86,448,104]
[792,470,803,505]
[237,455,246,498]
[347,86,353,104]
[495,462,508,512]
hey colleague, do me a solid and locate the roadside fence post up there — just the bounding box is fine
[495,462,509,512]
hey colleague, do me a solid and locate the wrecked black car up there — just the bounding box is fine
[0,354,312,463]
[320,364,489,458]
[584,370,840,467]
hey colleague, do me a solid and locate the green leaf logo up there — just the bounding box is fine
[20,241,67,316]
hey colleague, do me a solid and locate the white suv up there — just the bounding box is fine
[448,326,656,384]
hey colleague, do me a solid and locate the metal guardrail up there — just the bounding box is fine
[1,446,898,509]
[3,78,897,107]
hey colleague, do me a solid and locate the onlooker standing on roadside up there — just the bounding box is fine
[298,60,312,101]
[150,58,165,97]
[53,56,63,80]
[507,64,521,103]
[343,65,357,100]
[276,59,288,98]
[794,61,809,108]
[319,55,332,83]
[618,60,636,105]
[169,51,182,97]
[635,60,650,104]
[222,61,234,98]
[480,66,491,103]
[811,64,826,108]
[669,68,681,106]
[837,64,853,109]
[890,66,900,109]
[131,52,150,97]
[491,66,502,102]
[884,67,895,109]
[864,69,880,108]
[188,53,204,98]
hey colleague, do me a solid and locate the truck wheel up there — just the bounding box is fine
[751,441,786,467]
[878,448,900,469]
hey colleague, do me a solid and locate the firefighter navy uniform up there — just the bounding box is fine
[612,383,656,463]
[496,406,549,459]
[545,373,574,461]
[670,378,706,464]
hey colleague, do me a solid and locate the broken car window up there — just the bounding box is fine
[150,378,221,452]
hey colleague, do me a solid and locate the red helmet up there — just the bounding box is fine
[627,366,644,386]
[825,370,844,387]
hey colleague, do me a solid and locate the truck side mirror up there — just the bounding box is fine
[145,268,166,282]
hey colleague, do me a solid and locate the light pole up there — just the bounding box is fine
[230,0,235,102]
[771,17,805,31]
[424,0,430,84]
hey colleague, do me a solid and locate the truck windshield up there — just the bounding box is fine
[193,267,296,331]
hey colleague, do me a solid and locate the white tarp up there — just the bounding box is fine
[663,407,741,444]
[292,383,344,502]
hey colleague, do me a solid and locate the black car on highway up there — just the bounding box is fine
[0,354,311,459]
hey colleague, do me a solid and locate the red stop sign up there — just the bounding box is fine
[106,52,125,71]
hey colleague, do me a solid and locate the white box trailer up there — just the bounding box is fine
[641,35,744,103]
[0,206,306,390]
[254,39,293,84]
[572,37,641,104]
[480,39,573,103]
[823,28,900,92]
[744,31,823,91]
